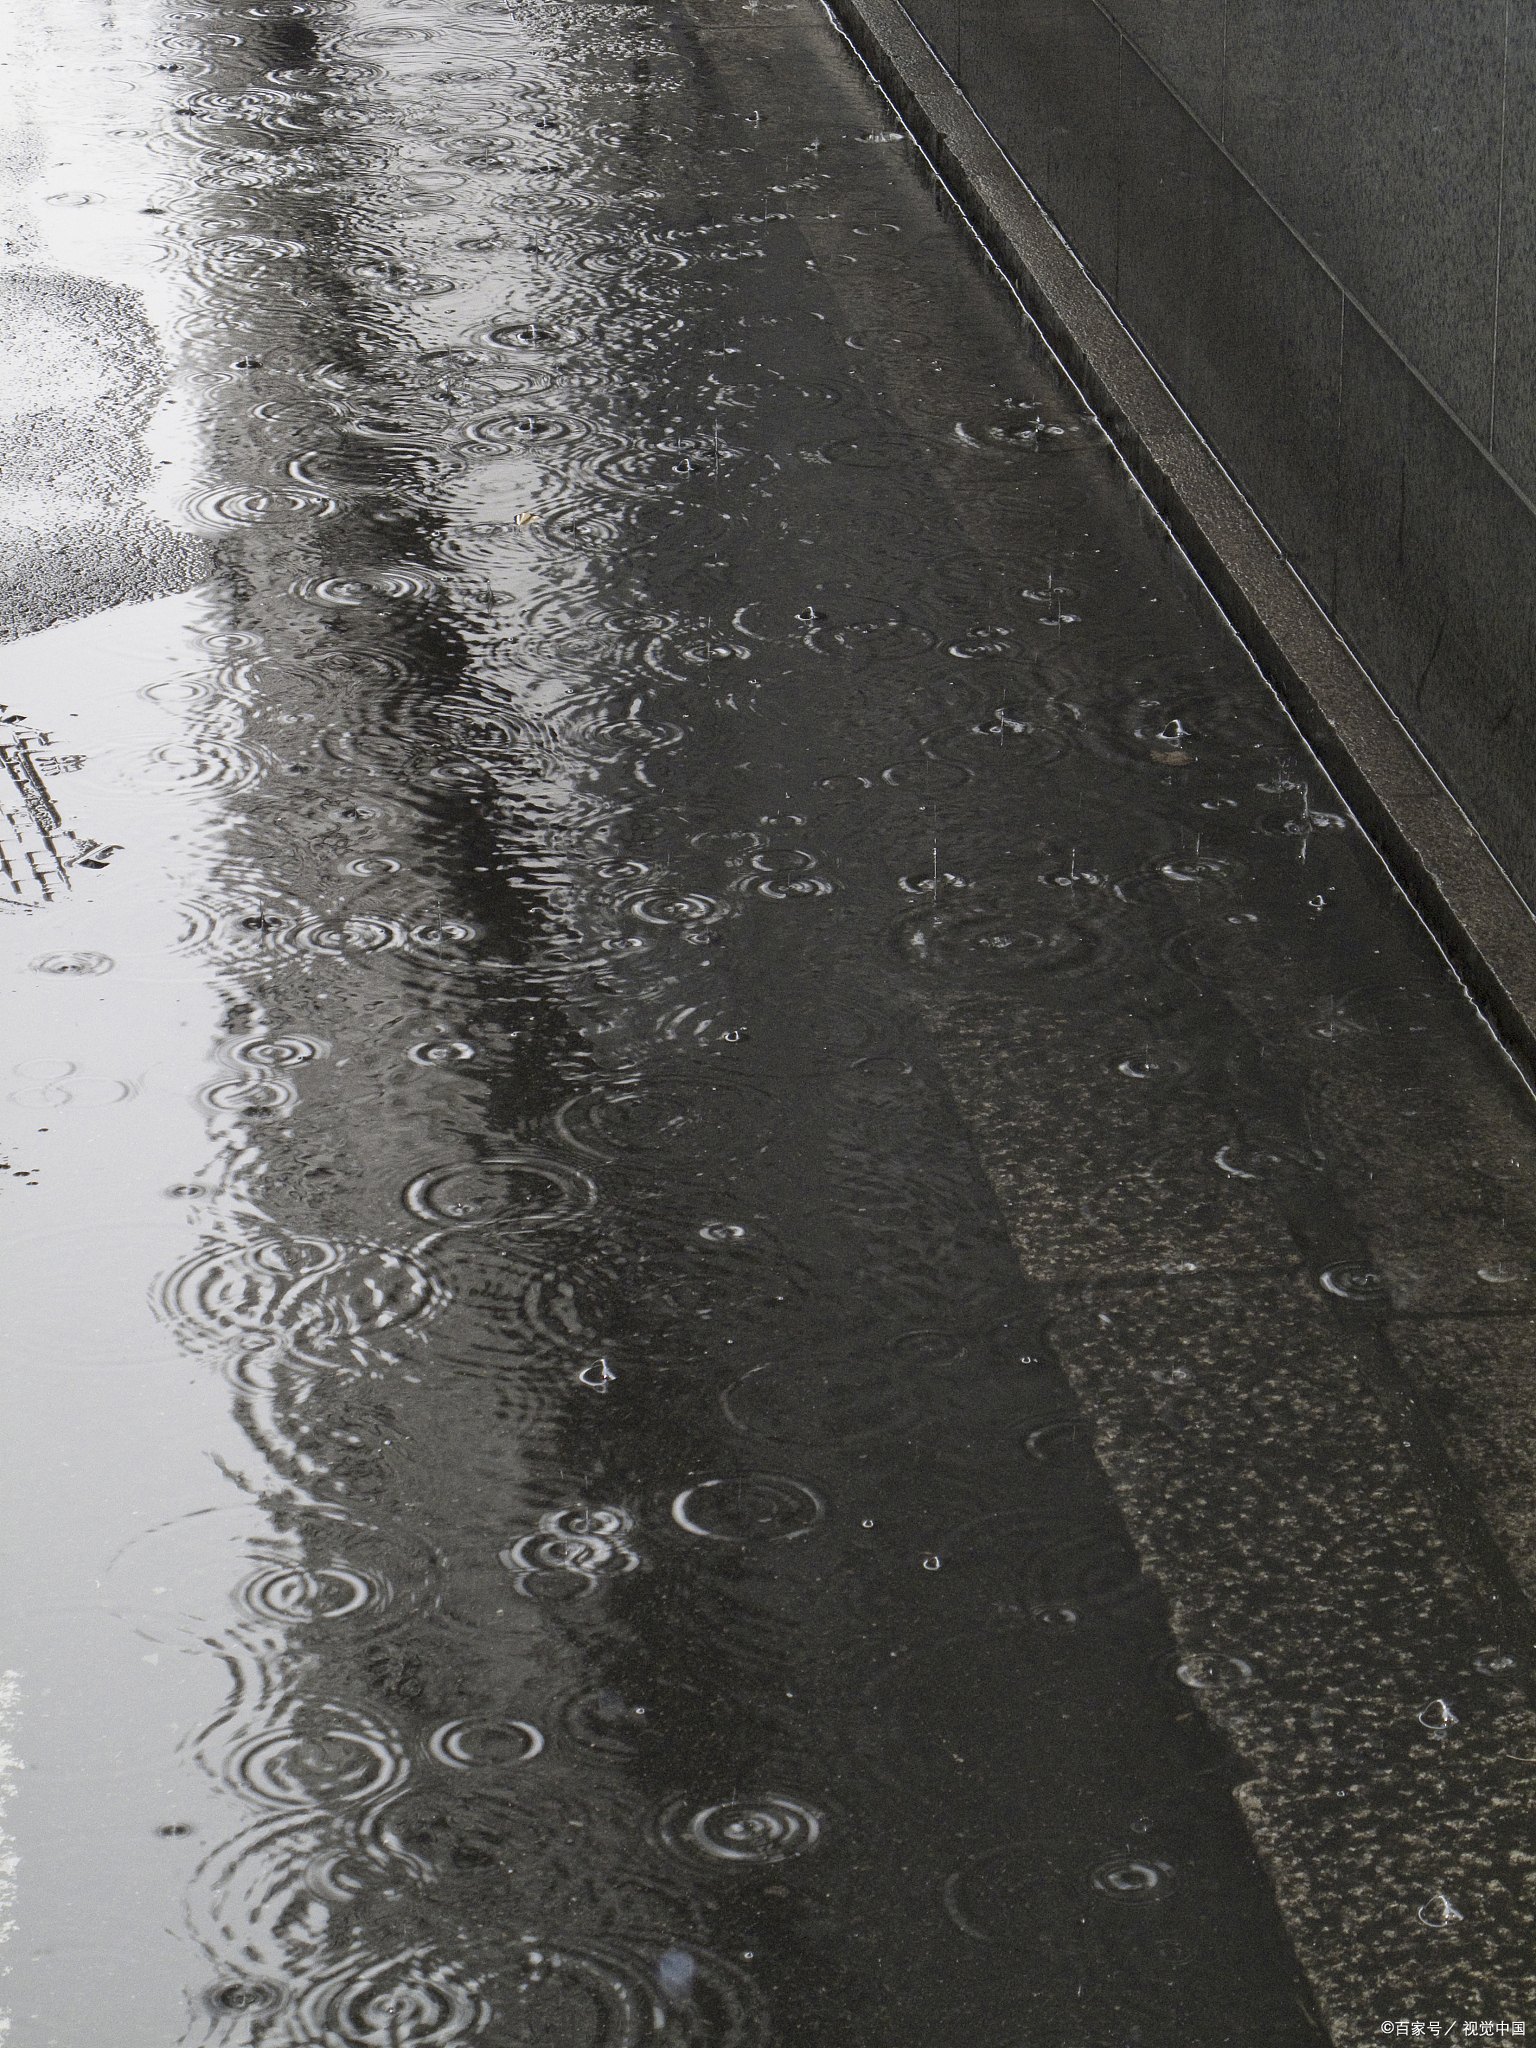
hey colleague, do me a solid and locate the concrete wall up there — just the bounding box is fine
[897,0,1536,909]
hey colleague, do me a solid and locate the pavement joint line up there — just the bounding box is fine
[820,0,1536,1099]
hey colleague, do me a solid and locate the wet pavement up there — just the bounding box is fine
[3,0,1536,2042]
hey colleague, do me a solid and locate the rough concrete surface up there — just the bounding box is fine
[930,989,1536,2037]
[0,269,211,640]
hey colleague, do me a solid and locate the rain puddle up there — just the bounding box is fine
[5,0,1530,2040]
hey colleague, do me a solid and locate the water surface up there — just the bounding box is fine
[7,0,1511,2037]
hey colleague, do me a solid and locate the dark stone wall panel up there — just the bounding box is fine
[1336,304,1536,906]
[1221,0,1504,442]
[1099,0,1226,135]
[899,0,1536,907]
[1115,50,1343,606]
[901,0,958,73]
[957,0,1122,292]
[1490,1,1536,499]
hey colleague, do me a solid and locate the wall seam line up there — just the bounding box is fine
[1122,27,1130,303]
[1333,287,1344,615]
[1489,0,1512,452]
[1219,0,1228,147]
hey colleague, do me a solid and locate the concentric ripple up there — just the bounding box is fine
[463,407,586,447]
[621,885,729,929]
[30,950,113,976]
[202,1075,298,1115]
[407,1039,476,1067]
[217,1709,408,1811]
[291,1950,489,2046]
[1174,1652,1257,1692]
[670,1476,824,1543]
[894,899,1105,980]
[1091,1855,1176,1899]
[357,1784,574,1887]
[292,567,437,605]
[83,738,265,795]
[696,1220,747,1245]
[1320,1266,1385,1302]
[803,614,935,665]
[290,913,477,957]
[180,483,340,527]
[227,1033,326,1068]
[200,1977,288,2021]
[237,1559,393,1626]
[659,1794,822,1864]
[732,869,834,901]
[554,1075,775,1161]
[498,1505,640,1597]
[404,1155,597,1227]
[160,1235,447,1349]
[424,1716,545,1768]
[105,1503,430,1643]
[964,700,1073,766]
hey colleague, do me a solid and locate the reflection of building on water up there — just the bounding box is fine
[0,711,109,907]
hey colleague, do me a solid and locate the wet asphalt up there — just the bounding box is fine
[2,1,1536,2043]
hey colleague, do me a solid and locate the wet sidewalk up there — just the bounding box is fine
[2,0,1536,2041]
